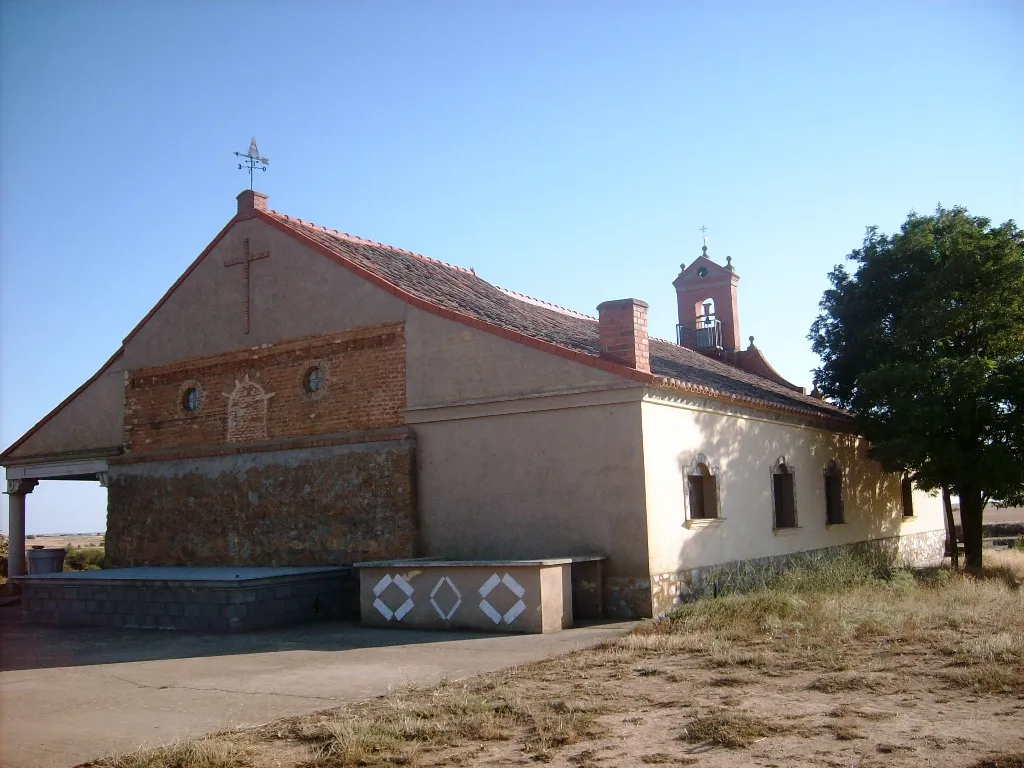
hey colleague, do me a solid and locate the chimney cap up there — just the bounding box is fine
[236,189,268,217]
[597,297,649,311]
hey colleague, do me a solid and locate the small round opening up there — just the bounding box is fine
[697,266,708,278]
[182,387,200,412]
[305,367,324,393]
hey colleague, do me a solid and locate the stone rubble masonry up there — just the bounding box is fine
[105,435,417,568]
[647,529,947,618]
[123,323,404,454]
[18,570,357,632]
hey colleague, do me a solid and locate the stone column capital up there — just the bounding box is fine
[97,472,111,488]
[5,479,38,495]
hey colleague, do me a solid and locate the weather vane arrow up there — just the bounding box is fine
[234,137,269,190]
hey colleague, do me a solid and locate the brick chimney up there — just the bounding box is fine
[597,298,650,373]
[236,189,268,218]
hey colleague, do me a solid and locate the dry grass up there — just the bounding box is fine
[83,739,250,768]
[678,710,792,748]
[87,550,1024,767]
[257,678,605,767]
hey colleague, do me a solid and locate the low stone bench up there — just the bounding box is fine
[354,556,604,633]
[14,566,354,632]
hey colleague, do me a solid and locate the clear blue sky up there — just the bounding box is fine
[1,2,1020,534]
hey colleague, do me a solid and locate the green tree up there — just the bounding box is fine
[809,207,1024,568]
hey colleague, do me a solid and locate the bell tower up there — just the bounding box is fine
[672,245,741,352]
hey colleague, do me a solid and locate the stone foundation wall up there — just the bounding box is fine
[603,576,654,619]
[19,570,356,632]
[648,529,947,617]
[106,435,417,567]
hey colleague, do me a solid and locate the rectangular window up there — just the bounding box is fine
[687,474,718,520]
[773,472,797,528]
[825,473,844,525]
[901,476,915,517]
[688,475,706,519]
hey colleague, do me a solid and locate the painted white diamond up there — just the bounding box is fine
[372,573,414,621]
[430,576,462,620]
[478,571,527,626]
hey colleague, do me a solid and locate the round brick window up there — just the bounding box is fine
[182,387,200,412]
[305,367,324,393]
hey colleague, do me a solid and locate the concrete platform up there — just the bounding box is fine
[15,566,356,631]
[0,604,634,768]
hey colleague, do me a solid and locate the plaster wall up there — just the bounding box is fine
[121,218,408,370]
[404,309,622,409]
[411,400,649,578]
[6,362,125,460]
[641,394,945,576]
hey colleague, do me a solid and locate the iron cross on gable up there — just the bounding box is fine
[224,237,270,334]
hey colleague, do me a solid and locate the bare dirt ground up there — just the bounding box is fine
[88,550,1024,768]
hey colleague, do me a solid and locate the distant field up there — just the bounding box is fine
[23,533,104,549]
[953,506,1024,526]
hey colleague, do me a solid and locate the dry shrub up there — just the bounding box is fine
[825,721,863,740]
[970,755,1024,768]
[825,705,895,721]
[287,680,601,766]
[708,675,749,687]
[85,740,249,768]
[678,711,790,748]
[942,664,1024,695]
[809,673,903,695]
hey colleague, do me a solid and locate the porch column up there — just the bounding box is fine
[6,479,38,577]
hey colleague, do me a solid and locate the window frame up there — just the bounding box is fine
[176,379,204,418]
[771,456,799,530]
[901,475,915,518]
[298,359,329,401]
[824,460,845,526]
[683,453,722,526]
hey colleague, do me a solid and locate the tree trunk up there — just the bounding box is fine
[959,484,985,570]
[942,487,958,569]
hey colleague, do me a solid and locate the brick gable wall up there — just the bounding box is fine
[123,323,405,453]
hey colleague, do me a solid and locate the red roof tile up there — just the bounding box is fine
[261,209,849,425]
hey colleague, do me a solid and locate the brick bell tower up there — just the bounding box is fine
[672,244,741,352]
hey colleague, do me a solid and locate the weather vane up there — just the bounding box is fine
[699,225,709,247]
[234,137,269,190]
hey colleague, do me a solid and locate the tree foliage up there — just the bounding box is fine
[809,207,1024,567]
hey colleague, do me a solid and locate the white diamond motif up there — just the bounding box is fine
[372,573,414,621]
[478,571,527,625]
[429,576,462,620]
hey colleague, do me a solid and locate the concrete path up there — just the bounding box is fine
[0,605,633,768]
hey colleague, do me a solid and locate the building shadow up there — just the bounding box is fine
[1,606,620,672]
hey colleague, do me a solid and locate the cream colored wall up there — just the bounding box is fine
[412,400,650,577]
[7,362,125,460]
[405,310,624,408]
[121,218,408,370]
[641,394,945,575]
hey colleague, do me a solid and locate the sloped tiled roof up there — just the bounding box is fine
[262,210,849,425]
